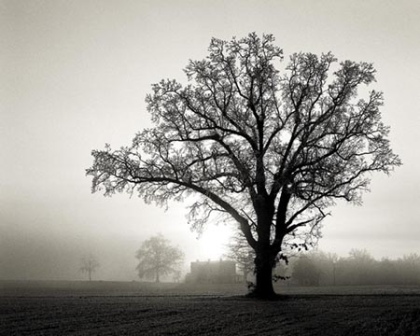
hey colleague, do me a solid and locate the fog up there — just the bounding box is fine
[1,0,420,282]
[287,249,420,287]
[0,193,232,280]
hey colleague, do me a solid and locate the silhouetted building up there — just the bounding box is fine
[187,259,238,283]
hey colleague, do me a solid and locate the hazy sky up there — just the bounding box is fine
[1,0,419,281]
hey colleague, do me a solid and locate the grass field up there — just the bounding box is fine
[1,281,420,335]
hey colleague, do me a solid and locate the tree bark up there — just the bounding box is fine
[252,250,276,299]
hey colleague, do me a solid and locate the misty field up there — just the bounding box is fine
[1,281,420,335]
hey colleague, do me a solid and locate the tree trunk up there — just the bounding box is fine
[252,251,276,299]
[155,269,160,283]
[243,270,248,283]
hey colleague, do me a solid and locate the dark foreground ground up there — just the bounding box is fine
[1,281,420,335]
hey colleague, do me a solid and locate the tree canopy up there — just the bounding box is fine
[87,33,400,298]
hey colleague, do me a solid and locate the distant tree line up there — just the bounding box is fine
[286,250,420,286]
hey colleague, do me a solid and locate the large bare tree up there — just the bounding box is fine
[87,33,400,298]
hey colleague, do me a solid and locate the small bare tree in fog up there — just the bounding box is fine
[173,270,182,283]
[88,33,400,298]
[225,234,255,282]
[80,254,100,281]
[135,234,184,283]
[324,252,339,286]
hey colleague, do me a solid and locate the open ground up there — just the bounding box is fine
[1,281,420,335]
